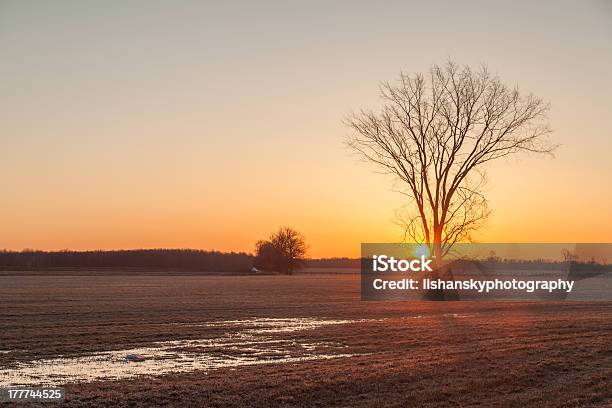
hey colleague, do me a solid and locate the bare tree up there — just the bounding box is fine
[254,227,307,274]
[346,61,556,262]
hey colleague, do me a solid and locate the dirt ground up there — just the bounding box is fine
[1,271,611,407]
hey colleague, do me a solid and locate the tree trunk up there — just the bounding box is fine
[432,228,443,268]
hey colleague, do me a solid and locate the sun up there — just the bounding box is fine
[414,244,430,259]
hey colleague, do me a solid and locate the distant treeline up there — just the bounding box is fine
[0,249,254,272]
[305,257,612,271]
[304,258,361,268]
[478,258,611,271]
[0,250,608,273]
[305,257,612,270]
[0,250,362,272]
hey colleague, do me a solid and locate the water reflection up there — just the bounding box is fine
[0,317,360,387]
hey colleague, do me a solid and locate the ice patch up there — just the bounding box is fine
[0,317,363,387]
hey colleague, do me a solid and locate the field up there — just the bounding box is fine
[1,270,612,407]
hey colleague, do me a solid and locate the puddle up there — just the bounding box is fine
[442,313,471,318]
[0,317,361,387]
[174,317,360,333]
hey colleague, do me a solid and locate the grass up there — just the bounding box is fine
[1,271,611,407]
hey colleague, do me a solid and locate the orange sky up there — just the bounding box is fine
[1,1,611,257]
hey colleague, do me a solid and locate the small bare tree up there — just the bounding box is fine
[254,227,307,274]
[346,61,556,262]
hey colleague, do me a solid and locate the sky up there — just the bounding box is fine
[0,0,611,257]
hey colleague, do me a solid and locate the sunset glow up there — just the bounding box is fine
[1,1,611,257]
